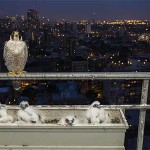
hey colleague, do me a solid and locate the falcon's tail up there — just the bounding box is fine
[12,81,21,90]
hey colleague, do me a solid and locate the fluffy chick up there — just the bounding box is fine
[86,101,110,124]
[17,101,45,123]
[59,115,79,126]
[0,103,13,123]
[86,101,101,124]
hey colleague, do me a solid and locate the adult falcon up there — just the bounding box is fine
[3,31,28,90]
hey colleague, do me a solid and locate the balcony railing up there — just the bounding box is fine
[0,72,150,150]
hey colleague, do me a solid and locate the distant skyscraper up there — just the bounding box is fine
[27,9,39,30]
[71,22,77,33]
[86,24,91,34]
[90,12,96,24]
[63,35,78,57]
[72,59,88,72]
[64,21,71,33]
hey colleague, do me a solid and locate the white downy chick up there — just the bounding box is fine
[17,101,43,123]
[24,105,45,123]
[0,103,13,123]
[17,109,33,123]
[0,115,13,123]
[86,101,101,124]
[86,101,111,124]
[24,106,41,123]
[98,107,111,123]
[101,110,111,124]
[0,103,7,118]
[59,115,79,126]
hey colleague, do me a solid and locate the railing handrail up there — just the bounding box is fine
[0,72,150,80]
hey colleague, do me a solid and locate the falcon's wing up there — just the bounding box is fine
[22,41,28,67]
[3,41,8,62]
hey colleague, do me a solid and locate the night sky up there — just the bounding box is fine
[0,0,150,21]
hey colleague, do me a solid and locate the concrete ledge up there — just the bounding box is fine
[0,107,128,150]
[0,145,125,150]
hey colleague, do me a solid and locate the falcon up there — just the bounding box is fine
[59,115,79,126]
[17,101,45,123]
[3,31,28,90]
[0,103,13,123]
[86,101,111,124]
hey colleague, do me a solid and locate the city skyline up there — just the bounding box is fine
[0,0,150,21]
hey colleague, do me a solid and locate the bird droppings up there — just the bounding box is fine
[45,119,59,124]
[22,145,28,147]
[111,117,121,123]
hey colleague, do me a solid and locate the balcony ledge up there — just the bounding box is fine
[0,107,128,150]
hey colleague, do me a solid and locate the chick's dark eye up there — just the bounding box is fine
[65,119,69,123]
[93,104,97,107]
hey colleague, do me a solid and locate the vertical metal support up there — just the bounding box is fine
[137,80,149,150]
[122,108,125,115]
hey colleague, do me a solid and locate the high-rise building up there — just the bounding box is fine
[86,24,91,34]
[63,34,78,57]
[64,21,71,33]
[72,57,88,72]
[71,22,77,33]
[27,9,39,30]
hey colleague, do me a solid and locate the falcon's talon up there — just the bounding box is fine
[8,71,26,75]
[18,71,26,75]
[8,71,18,75]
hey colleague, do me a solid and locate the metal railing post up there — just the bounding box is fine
[137,80,149,150]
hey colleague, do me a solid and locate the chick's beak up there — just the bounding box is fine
[15,34,19,37]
